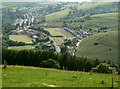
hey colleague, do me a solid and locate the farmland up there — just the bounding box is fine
[44,28,73,45]
[8,46,34,50]
[58,28,73,40]
[44,28,64,37]
[75,31,118,63]
[2,65,119,87]
[9,35,33,44]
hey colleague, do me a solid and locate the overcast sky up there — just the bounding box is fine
[2,0,118,2]
[59,0,91,2]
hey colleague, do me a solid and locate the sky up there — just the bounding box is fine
[2,0,119,2]
[2,0,91,2]
[58,0,91,2]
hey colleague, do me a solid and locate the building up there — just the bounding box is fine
[72,38,79,45]
[32,35,38,39]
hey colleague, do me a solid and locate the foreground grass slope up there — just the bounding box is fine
[76,31,118,63]
[9,35,33,44]
[2,65,119,87]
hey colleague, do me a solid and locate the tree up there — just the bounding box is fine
[40,59,60,69]
[21,22,24,28]
[91,63,117,74]
[35,45,42,50]
[15,24,20,29]
[60,52,70,70]
[94,58,100,67]
[63,21,68,27]
[50,41,53,44]
[64,40,72,45]
[61,46,68,53]
[79,25,82,29]
[85,61,93,72]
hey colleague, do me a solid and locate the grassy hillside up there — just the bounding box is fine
[77,2,118,11]
[46,9,70,21]
[9,35,33,44]
[2,65,119,87]
[42,12,118,31]
[68,12,118,30]
[75,31,118,63]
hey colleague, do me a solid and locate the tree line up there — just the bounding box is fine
[2,49,120,74]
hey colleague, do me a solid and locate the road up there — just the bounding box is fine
[48,36,61,53]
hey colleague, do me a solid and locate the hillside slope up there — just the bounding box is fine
[2,65,119,87]
[75,31,118,63]
[68,12,118,30]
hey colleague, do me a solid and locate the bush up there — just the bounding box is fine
[91,63,117,74]
[97,63,110,73]
[40,59,60,69]
[3,60,7,69]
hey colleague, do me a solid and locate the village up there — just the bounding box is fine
[11,13,94,55]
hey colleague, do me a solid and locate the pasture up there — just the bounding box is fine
[58,28,73,40]
[8,46,34,50]
[44,28,64,45]
[44,28,73,45]
[2,65,119,87]
[46,9,70,21]
[38,22,63,27]
[44,28,64,37]
[68,12,118,30]
[9,35,33,44]
[76,31,118,63]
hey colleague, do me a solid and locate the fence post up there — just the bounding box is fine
[112,78,114,88]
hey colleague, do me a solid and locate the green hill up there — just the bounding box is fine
[46,9,70,21]
[2,65,119,87]
[75,31,118,63]
[68,12,118,30]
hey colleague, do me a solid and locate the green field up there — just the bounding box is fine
[58,28,73,40]
[46,9,70,21]
[44,28,63,37]
[76,31,118,63]
[9,35,33,44]
[8,46,34,50]
[53,37,63,45]
[37,22,63,27]
[44,28,73,45]
[2,65,119,87]
[44,28,64,45]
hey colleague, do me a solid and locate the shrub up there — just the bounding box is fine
[108,67,118,74]
[40,59,60,69]
[3,60,7,69]
[97,63,110,73]
[91,63,117,74]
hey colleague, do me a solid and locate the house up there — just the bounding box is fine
[47,44,53,47]
[32,35,38,39]
[72,38,79,44]
[64,39,68,42]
